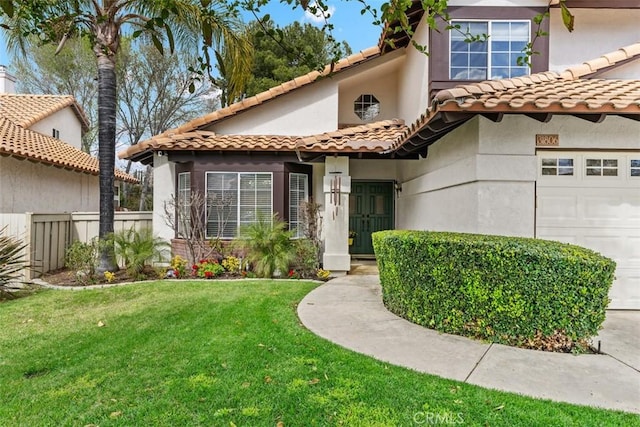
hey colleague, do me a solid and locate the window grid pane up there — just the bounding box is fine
[631,160,640,177]
[541,158,573,176]
[206,172,239,239]
[586,159,618,177]
[451,20,530,80]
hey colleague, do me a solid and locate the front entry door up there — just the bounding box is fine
[349,182,394,254]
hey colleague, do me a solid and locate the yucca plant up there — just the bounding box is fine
[234,214,295,278]
[0,227,28,297]
[111,228,169,276]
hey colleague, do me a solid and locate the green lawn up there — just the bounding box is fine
[0,280,637,426]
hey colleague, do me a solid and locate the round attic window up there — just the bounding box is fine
[354,94,380,121]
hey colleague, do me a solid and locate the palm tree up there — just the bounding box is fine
[1,1,252,272]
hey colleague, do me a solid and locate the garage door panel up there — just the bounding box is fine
[537,151,640,310]
[538,195,578,220]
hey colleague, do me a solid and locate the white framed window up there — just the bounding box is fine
[354,94,380,121]
[630,159,640,177]
[289,173,309,237]
[586,158,618,177]
[206,172,272,239]
[450,20,530,80]
[541,158,574,176]
[177,172,191,236]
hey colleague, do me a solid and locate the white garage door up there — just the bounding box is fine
[536,151,640,309]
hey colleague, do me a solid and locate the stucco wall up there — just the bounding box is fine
[152,154,176,242]
[397,15,431,125]
[338,66,400,125]
[393,114,639,237]
[29,107,84,150]
[480,114,640,152]
[0,156,98,213]
[211,80,339,135]
[549,8,640,75]
[394,117,538,237]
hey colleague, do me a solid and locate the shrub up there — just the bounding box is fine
[291,238,319,278]
[192,259,225,278]
[169,255,188,278]
[111,227,169,277]
[65,240,98,285]
[372,230,616,350]
[221,256,240,273]
[233,214,295,278]
[0,227,28,296]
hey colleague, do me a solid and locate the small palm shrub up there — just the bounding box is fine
[0,227,28,297]
[111,227,169,277]
[65,240,98,285]
[234,214,295,278]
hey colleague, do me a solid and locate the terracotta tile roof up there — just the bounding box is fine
[296,120,408,152]
[0,117,136,183]
[128,130,301,152]
[0,94,90,131]
[118,120,408,159]
[434,76,640,112]
[152,46,381,138]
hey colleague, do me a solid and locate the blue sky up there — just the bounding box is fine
[241,0,385,53]
[0,2,384,67]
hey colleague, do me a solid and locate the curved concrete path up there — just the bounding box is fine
[297,275,640,414]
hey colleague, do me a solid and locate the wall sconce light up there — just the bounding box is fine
[394,180,402,194]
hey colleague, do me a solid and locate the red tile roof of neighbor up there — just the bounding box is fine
[0,95,136,182]
[0,94,90,132]
[119,42,640,161]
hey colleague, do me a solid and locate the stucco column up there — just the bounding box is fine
[322,156,351,274]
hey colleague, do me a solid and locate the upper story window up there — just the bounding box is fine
[450,20,530,80]
[354,94,380,121]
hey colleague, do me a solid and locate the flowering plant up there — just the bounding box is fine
[316,269,331,280]
[193,259,225,279]
[287,269,301,279]
[349,231,357,238]
[104,271,115,283]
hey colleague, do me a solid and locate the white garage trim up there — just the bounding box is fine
[536,151,640,310]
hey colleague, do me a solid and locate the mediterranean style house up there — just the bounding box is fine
[119,1,640,309]
[0,67,136,214]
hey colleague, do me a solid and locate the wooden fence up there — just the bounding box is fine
[0,212,153,280]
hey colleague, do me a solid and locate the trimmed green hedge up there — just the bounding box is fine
[372,230,616,347]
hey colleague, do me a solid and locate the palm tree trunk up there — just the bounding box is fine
[96,54,119,273]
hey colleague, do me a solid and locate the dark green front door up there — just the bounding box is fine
[349,182,394,254]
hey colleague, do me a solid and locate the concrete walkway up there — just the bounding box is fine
[297,275,640,414]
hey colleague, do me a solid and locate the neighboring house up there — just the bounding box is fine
[0,68,136,214]
[120,1,640,309]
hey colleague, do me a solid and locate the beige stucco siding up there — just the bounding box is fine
[549,8,640,76]
[0,156,98,213]
[211,80,339,135]
[152,154,176,241]
[338,67,400,125]
[392,114,639,238]
[397,15,430,125]
[29,107,84,150]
